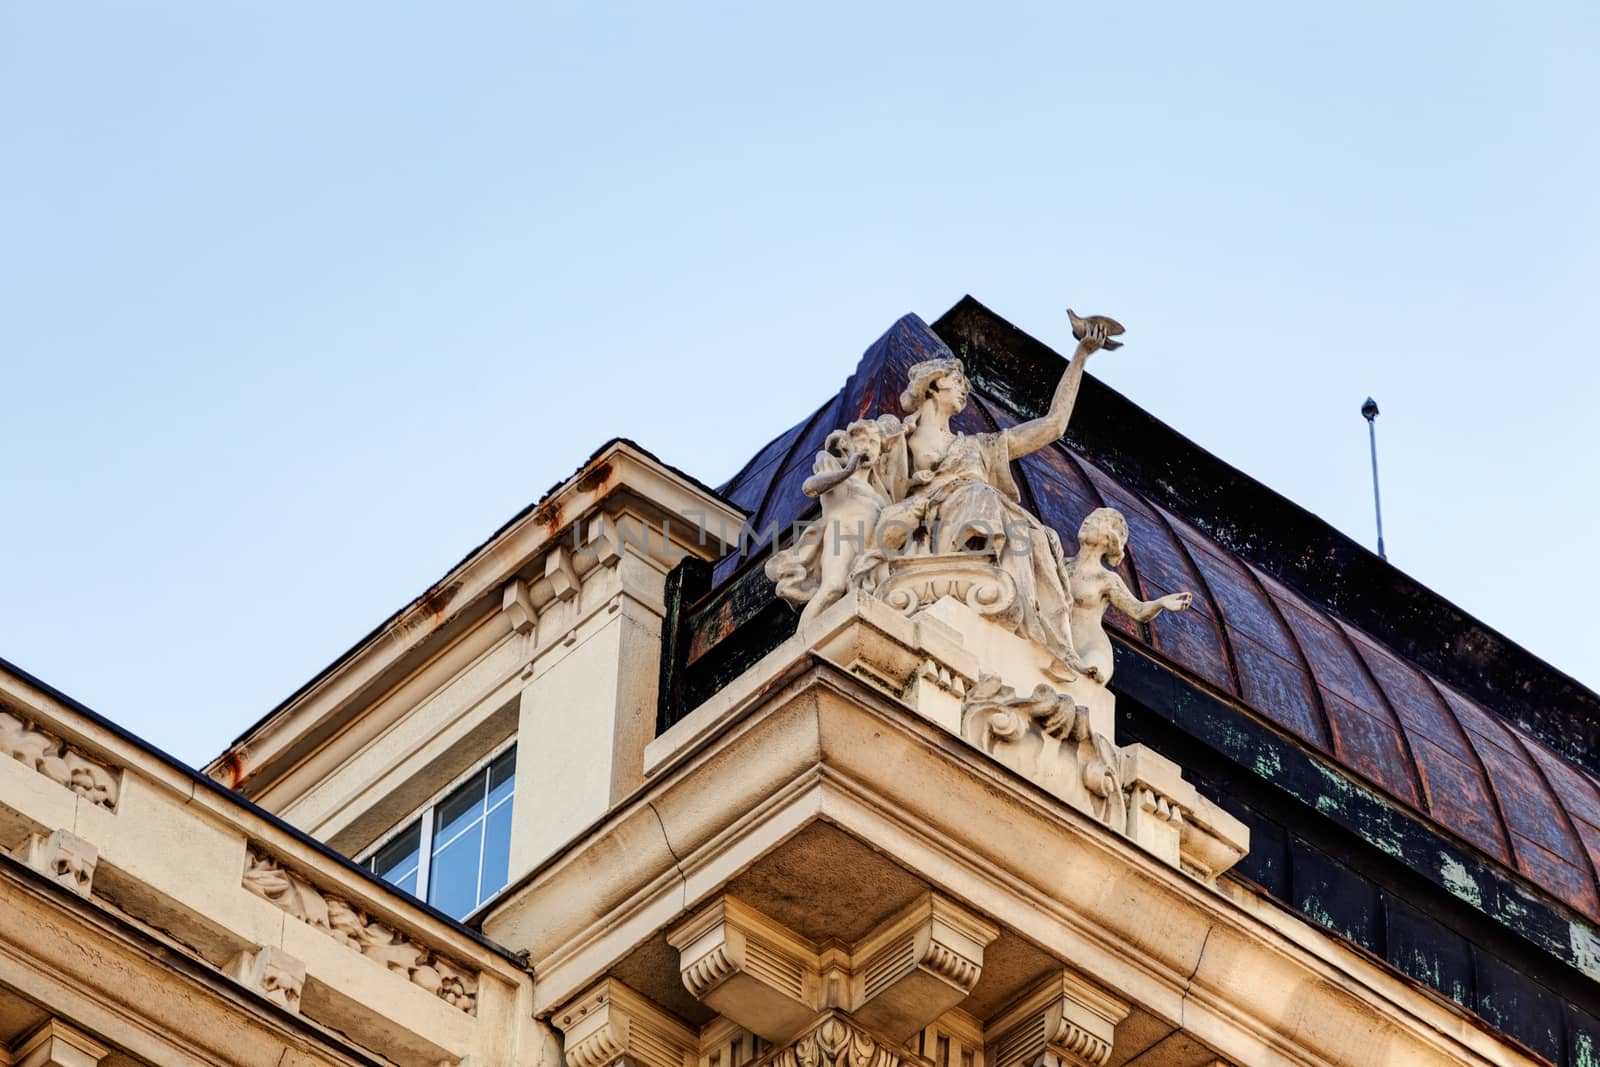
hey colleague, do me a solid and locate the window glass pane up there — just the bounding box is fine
[480,801,513,903]
[428,820,484,920]
[370,820,422,891]
[488,747,516,809]
[434,768,487,848]
[393,869,419,898]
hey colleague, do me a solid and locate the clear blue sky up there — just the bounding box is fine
[3,4,1596,766]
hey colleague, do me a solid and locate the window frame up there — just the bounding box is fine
[357,737,517,917]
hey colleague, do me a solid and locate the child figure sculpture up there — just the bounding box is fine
[1062,507,1193,683]
[765,418,895,628]
[797,418,892,627]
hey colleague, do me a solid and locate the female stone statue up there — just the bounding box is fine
[871,316,1116,675]
[769,310,1153,683]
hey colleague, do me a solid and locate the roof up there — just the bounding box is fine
[714,298,1600,924]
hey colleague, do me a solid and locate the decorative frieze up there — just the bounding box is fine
[552,978,698,1067]
[849,896,998,1042]
[228,945,307,1014]
[12,829,97,898]
[241,847,479,1014]
[667,897,821,1042]
[0,707,120,810]
[984,972,1129,1067]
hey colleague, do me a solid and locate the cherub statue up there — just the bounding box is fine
[804,418,895,626]
[1062,508,1193,683]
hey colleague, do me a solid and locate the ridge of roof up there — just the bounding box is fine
[930,294,1600,777]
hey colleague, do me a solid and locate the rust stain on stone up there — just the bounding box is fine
[575,460,614,495]
[214,749,247,790]
[416,580,463,621]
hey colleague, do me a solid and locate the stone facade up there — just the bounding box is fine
[0,308,1588,1067]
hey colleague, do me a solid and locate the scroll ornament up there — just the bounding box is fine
[242,848,479,1013]
[962,675,1126,835]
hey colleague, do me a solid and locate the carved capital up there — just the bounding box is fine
[7,1019,109,1067]
[552,979,697,1067]
[228,945,307,1014]
[13,829,97,898]
[757,1012,922,1067]
[668,897,820,1042]
[986,972,1129,1067]
[849,894,998,1042]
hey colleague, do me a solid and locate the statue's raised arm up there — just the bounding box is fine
[1003,310,1124,462]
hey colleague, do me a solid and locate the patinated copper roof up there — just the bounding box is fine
[715,302,1600,923]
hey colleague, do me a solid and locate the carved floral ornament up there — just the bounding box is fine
[241,847,479,1014]
[764,1013,911,1067]
[0,705,121,809]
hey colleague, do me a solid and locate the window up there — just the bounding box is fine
[362,746,516,920]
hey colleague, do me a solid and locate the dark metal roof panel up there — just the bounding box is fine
[713,305,1600,924]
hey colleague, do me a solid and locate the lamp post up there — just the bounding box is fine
[1361,397,1386,560]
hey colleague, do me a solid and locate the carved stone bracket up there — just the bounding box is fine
[755,1012,925,1067]
[227,944,307,1014]
[6,1018,110,1067]
[241,846,479,1014]
[1178,796,1250,885]
[0,707,120,810]
[670,894,997,1047]
[552,978,698,1067]
[12,829,97,898]
[668,897,822,1042]
[849,895,998,1042]
[985,972,1129,1067]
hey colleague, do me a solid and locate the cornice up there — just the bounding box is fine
[204,439,745,799]
[485,657,1542,1067]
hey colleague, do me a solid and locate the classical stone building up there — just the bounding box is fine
[2,297,1597,1066]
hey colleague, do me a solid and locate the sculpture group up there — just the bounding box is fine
[767,310,1191,687]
